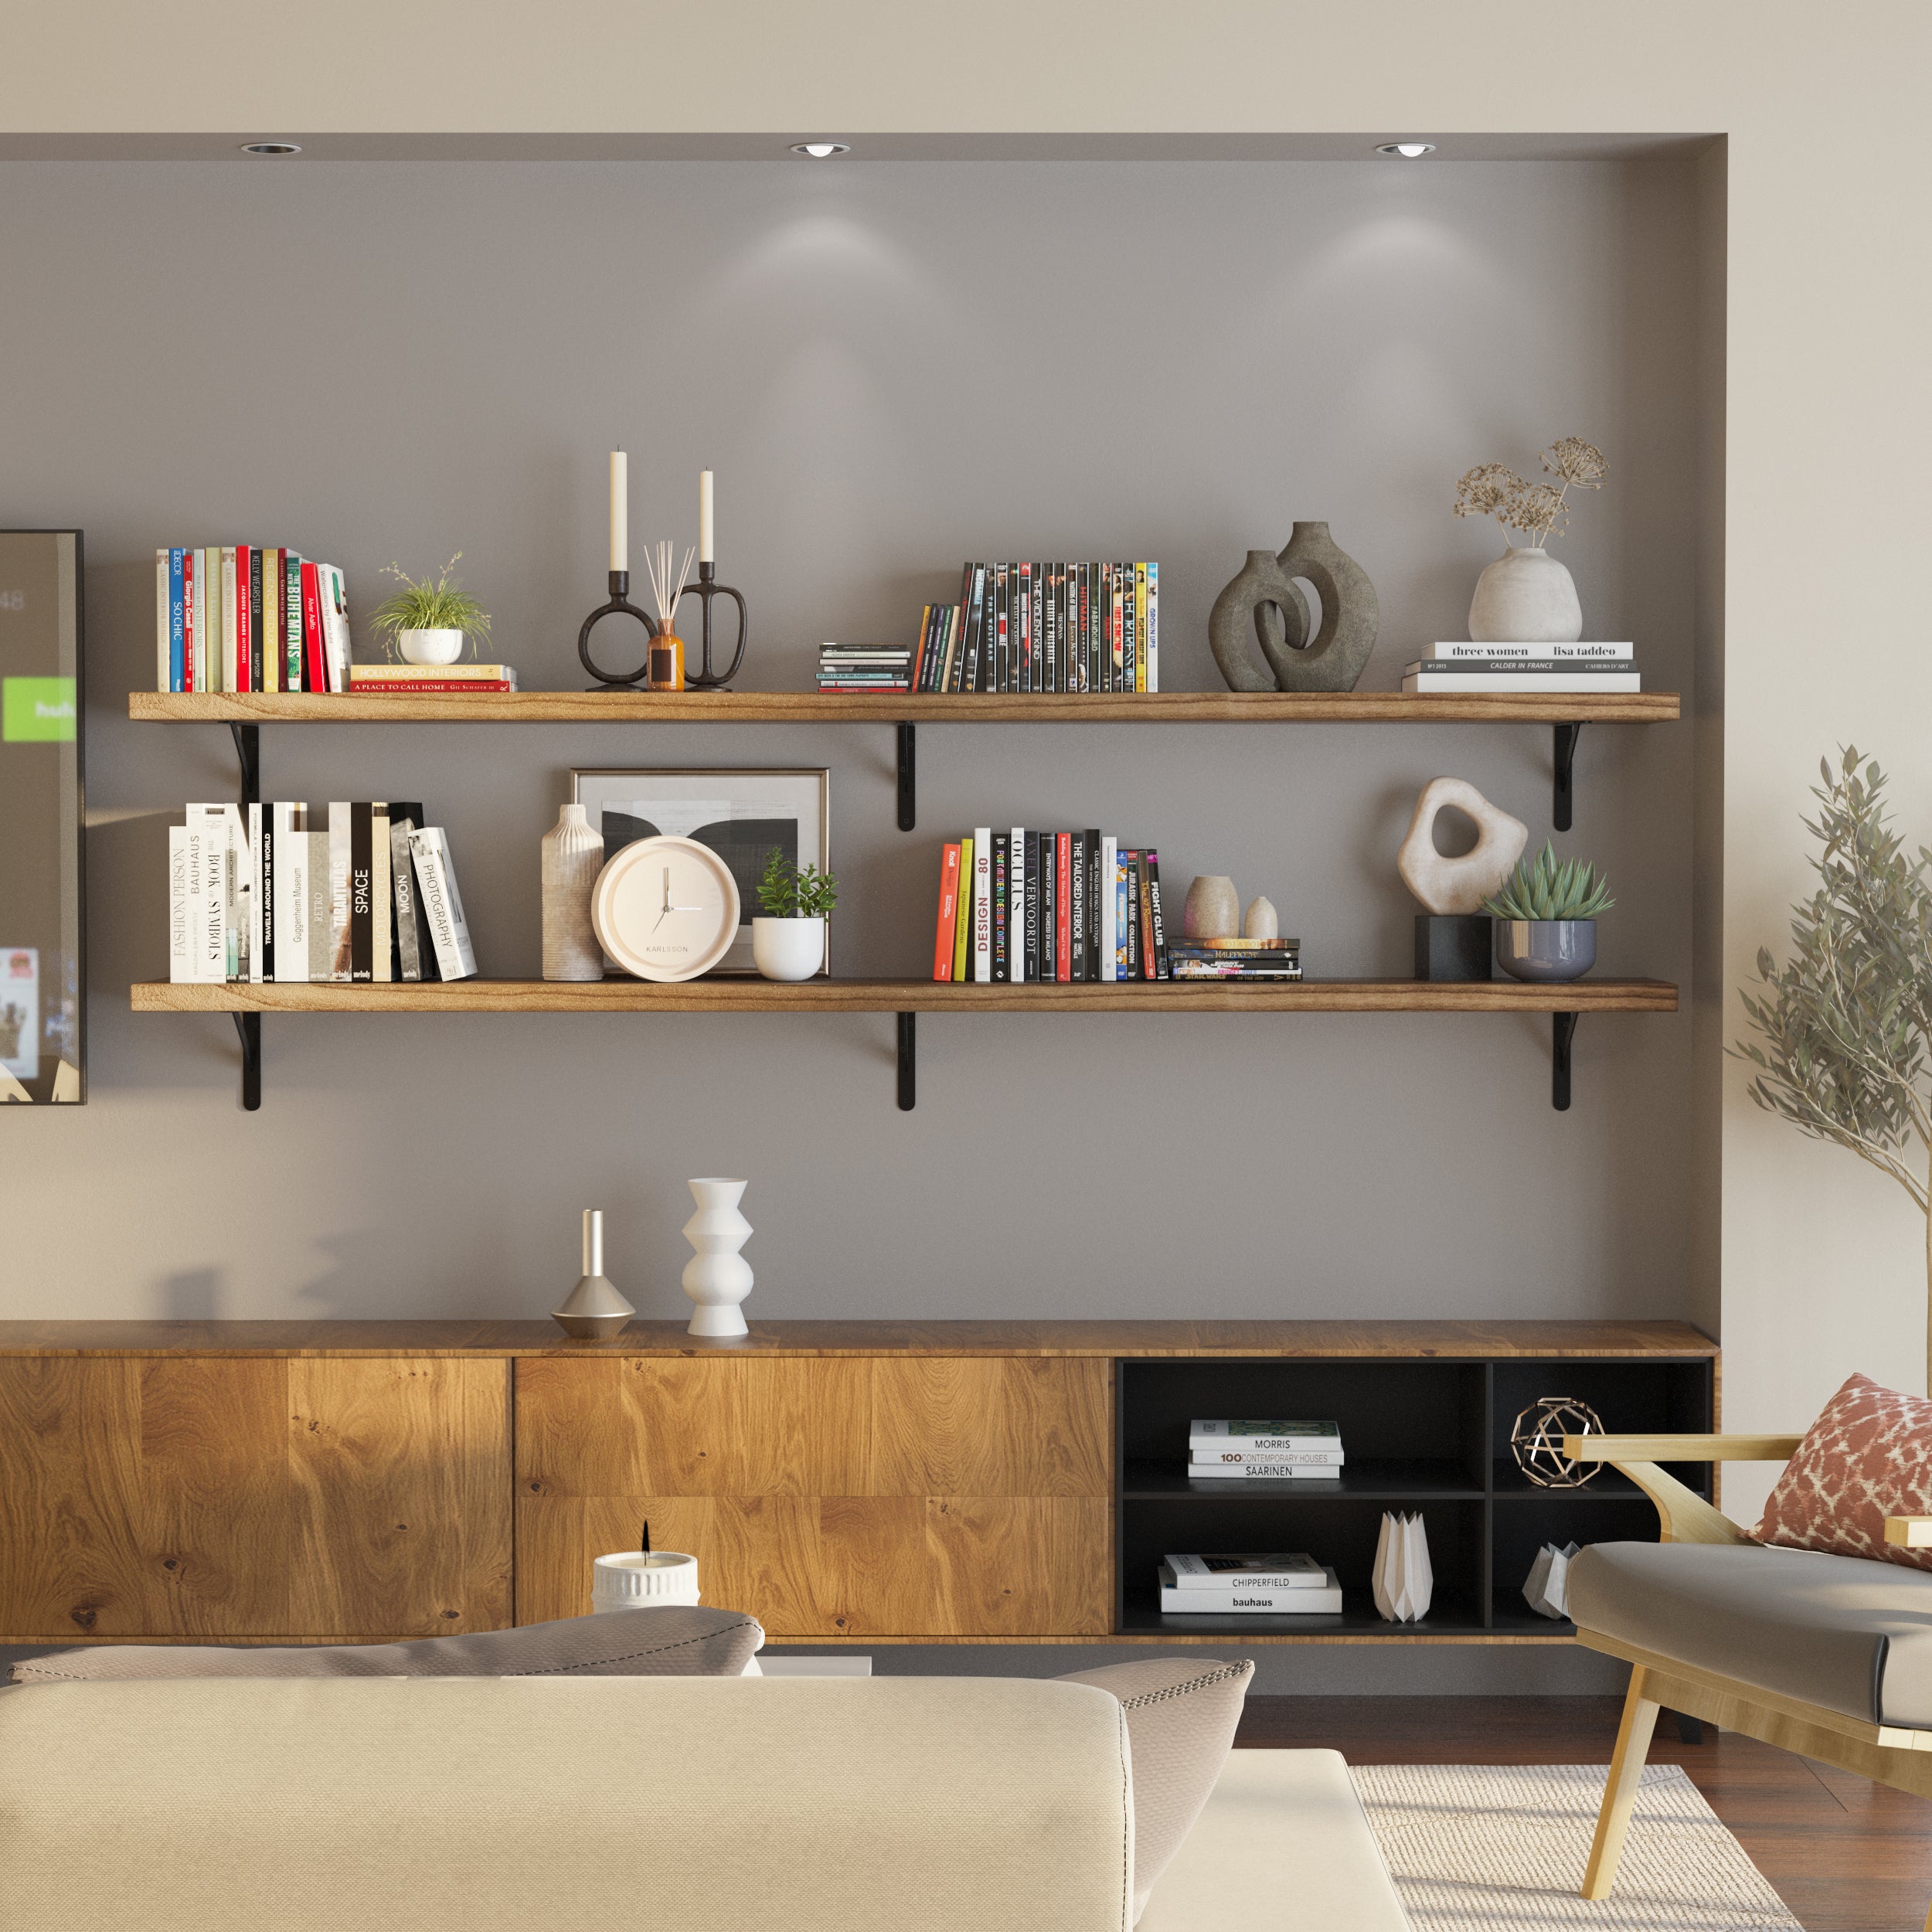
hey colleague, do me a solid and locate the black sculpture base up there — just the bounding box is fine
[1415,914,1493,982]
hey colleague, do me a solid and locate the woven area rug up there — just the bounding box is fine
[1351,1764,1800,1932]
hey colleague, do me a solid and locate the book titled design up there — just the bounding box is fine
[971,828,993,983]
[1163,1553,1329,1590]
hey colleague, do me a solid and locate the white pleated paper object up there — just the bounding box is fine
[1522,1540,1581,1619]
[1371,1511,1434,1621]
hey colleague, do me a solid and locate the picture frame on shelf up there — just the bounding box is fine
[570,767,830,977]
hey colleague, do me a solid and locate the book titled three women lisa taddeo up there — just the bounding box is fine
[930,829,1169,982]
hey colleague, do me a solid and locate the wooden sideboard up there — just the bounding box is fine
[0,1320,1716,1648]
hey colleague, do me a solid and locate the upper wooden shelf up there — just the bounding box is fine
[132,976,1677,1015]
[129,689,1680,725]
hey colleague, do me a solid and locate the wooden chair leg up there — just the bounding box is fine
[1582,1665,1662,1900]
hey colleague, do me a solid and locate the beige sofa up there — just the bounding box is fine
[0,1675,1408,1932]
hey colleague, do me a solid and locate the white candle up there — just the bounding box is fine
[583,1208,604,1277]
[609,452,628,573]
[699,469,714,563]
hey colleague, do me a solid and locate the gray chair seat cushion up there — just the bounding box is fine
[1568,1540,1932,1728]
[8,1607,764,1684]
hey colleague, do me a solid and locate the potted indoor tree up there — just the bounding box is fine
[1483,841,1614,981]
[753,847,838,981]
[369,553,492,666]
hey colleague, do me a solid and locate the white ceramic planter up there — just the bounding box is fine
[396,627,465,666]
[1468,546,1583,645]
[682,1178,753,1338]
[752,916,825,981]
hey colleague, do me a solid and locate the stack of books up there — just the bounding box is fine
[1186,1418,1345,1481]
[1169,937,1303,981]
[818,645,912,692]
[911,561,1159,693]
[167,801,478,986]
[1402,641,1640,693]
[154,547,351,693]
[930,831,1170,982]
[349,664,519,696]
[1158,1553,1344,1616]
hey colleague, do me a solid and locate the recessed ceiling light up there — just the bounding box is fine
[240,141,301,155]
[1375,141,1436,159]
[791,142,852,159]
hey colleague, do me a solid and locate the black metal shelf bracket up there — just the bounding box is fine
[1552,1011,1579,1111]
[1553,723,1582,832]
[230,723,260,808]
[233,1012,262,1111]
[896,1012,916,1110]
[896,723,916,832]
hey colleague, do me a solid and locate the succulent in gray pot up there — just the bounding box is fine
[1482,842,1614,982]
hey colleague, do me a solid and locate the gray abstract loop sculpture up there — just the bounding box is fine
[1271,522,1379,693]
[1208,549,1308,692]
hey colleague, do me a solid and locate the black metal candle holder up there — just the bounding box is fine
[577,570,658,689]
[677,562,748,689]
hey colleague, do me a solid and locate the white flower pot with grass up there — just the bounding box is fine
[1483,841,1614,983]
[751,846,837,981]
[369,553,492,667]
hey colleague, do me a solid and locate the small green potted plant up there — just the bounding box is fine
[369,553,492,666]
[752,846,838,981]
[1482,841,1614,981]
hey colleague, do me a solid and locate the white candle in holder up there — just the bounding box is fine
[699,468,714,563]
[609,451,628,573]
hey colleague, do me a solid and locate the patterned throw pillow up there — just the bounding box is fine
[1751,1372,1932,1571]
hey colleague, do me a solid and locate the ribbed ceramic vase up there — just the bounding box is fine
[542,802,605,981]
[682,1179,753,1338]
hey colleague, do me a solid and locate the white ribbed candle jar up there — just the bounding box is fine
[590,1550,700,1612]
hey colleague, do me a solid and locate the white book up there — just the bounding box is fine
[1192,1448,1345,1467]
[1009,827,1025,978]
[1192,1420,1341,1449]
[410,827,479,981]
[1098,835,1117,981]
[200,833,227,981]
[247,803,264,981]
[220,547,238,693]
[1158,1564,1343,1614]
[307,830,334,981]
[273,804,310,983]
[321,564,352,692]
[1423,641,1632,662]
[155,549,170,693]
[1164,1553,1328,1590]
[1404,670,1641,693]
[167,827,193,981]
[1186,1461,1345,1481]
[328,803,352,982]
[185,804,241,980]
[971,827,992,983]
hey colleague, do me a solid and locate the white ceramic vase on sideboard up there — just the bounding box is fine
[682,1178,753,1337]
[542,803,605,981]
[1468,546,1583,644]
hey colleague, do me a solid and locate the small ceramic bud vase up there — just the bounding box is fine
[542,803,605,981]
[553,1209,635,1340]
[1244,896,1279,940]
[682,1178,753,1338]
[1183,876,1240,939]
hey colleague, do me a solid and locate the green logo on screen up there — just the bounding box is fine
[2,678,76,742]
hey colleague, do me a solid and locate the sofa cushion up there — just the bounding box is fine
[1752,1371,1932,1571]
[7,1607,764,1684]
[1567,1540,1932,1728]
[1057,1657,1253,1921]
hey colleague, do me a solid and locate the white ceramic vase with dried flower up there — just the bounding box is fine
[542,803,604,981]
[1452,438,1607,645]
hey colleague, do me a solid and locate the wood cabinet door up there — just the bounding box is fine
[515,1355,1112,1638]
[0,1356,511,1641]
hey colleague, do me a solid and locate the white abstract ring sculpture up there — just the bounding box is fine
[682,1178,753,1337]
[1396,777,1529,915]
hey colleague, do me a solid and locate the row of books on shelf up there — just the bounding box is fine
[1185,1417,1345,1481]
[930,832,1304,983]
[1402,641,1641,693]
[168,802,478,985]
[1158,1553,1342,1614]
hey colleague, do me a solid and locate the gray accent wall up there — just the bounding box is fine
[2,156,1709,1333]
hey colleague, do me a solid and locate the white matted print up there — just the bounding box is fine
[571,769,830,976]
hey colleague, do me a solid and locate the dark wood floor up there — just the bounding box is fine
[1236,1697,1930,1932]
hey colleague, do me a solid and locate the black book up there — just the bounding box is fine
[992,563,1010,693]
[1122,852,1141,979]
[249,546,264,691]
[1124,563,1138,692]
[961,563,987,692]
[387,802,439,981]
[1082,829,1102,978]
[1046,563,1060,693]
[349,801,374,981]
[1040,832,1057,981]
[1144,848,1169,979]
[1017,562,1033,693]
[1075,562,1090,693]
[1022,830,1040,981]
[258,805,275,981]
[1068,830,1086,980]
[1026,562,1040,695]
[991,831,1010,981]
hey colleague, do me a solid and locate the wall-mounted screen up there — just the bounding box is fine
[0,532,83,1102]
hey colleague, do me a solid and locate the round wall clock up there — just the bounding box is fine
[591,835,740,982]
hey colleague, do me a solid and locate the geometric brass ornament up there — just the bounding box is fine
[1510,1395,1605,1488]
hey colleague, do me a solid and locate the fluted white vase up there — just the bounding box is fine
[542,802,605,981]
[682,1178,753,1337]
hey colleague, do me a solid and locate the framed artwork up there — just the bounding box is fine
[570,767,831,976]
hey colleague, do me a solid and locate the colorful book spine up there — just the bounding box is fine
[932,842,961,980]
[1145,561,1158,692]
[167,548,185,691]
[284,552,304,690]
[1056,833,1073,981]
[991,831,1010,982]
[952,837,975,981]
[222,547,239,692]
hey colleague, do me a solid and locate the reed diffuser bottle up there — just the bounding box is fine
[643,539,692,692]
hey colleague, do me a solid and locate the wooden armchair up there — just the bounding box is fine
[1560,1432,1932,1923]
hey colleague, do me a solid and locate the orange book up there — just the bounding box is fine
[931,842,962,980]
